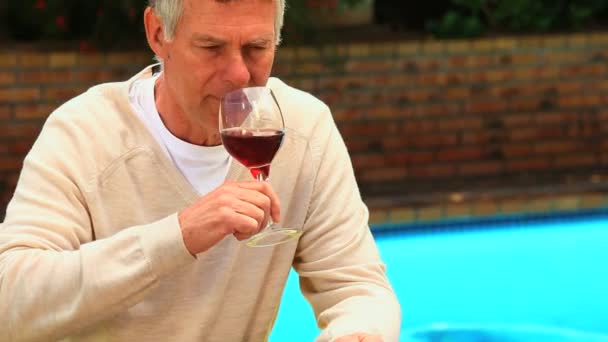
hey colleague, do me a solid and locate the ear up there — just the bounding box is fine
[144,7,168,60]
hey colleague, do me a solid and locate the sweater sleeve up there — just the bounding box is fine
[293,108,402,342]
[0,111,195,341]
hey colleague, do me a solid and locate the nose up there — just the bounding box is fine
[223,52,251,89]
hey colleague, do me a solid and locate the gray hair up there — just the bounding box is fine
[149,0,286,45]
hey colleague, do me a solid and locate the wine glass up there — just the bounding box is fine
[219,87,302,247]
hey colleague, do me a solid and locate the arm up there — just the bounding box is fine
[293,110,402,342]
[0,114,194,341]
[0,104,280,341]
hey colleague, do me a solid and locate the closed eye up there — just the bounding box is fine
[199,45,221,50]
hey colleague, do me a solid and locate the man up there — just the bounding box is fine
[0,0,401,341]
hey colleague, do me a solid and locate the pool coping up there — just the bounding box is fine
[367,190,608,232]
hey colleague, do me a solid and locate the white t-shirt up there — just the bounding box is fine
[128,73,231,196]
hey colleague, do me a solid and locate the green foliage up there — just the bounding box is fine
[1,0,147,47]
[0,0,368,47]
[429,0,608,38]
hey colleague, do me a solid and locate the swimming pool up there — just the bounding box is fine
[270,210,608,341]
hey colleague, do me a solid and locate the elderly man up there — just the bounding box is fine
[0,0,401,341]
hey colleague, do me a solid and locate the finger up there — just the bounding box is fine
[224,185,273,227]
[233,232,251,241]
[235,181,281,222]
[230,211,261,237]
[232,199,267,231]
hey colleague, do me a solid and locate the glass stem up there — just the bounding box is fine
[257,172,274,228]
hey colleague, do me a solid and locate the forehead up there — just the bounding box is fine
[179,0,276,33]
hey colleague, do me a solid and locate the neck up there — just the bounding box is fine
[154,75,221,146]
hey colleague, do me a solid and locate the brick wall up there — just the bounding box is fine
[2,32,608,219]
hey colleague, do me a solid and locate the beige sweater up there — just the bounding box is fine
[0,67,401,342]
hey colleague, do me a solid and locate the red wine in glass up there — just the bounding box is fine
[220,128,285,180]
[219,87,301,247]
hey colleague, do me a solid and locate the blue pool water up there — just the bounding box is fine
[270,211,608,341]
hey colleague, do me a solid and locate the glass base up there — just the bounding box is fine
[245,227,302,247]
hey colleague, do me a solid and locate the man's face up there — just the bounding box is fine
[159,0,276,130]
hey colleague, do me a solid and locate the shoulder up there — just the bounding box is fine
[48,70,148,145]
[27,69,157,185]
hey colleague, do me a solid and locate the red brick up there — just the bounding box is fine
[412,134,459,148]
[14,104,55,119]
[486,70,514,83]
[418,103,461,117]
[507,158,552,171]
[0,53,17,67]
[0,88,40,103]
[341,122,399,138]
[385,152,435,166]
[439,118,483,131]
[417,59,443,72]
[74,70,107,84]
[558,95,601,108]
[468,55,494,68]
[461,132,489,144]
[332,108,364,121]
[8,141,34,155]
[382,137,409,150]
[0,158,25,171]
[512,53,541,65]
[493,86,522,99]
[298,62,323,74]
[344,140,370,154]
[410,164,456,178]
[534,141,580,154]
[346,60,394,73]
[559,64,606,78]
[406,90,434,103]
[535,112,566,125]
[272,63,291,76]
[444,87,470,100]
[553,154,597,167]
[545,51,584,64]
[462,131,507,145]
[403,121,438,134]
[415,73,442,86]
[78,53,104,66]
[351,154,385,170]
[42,87,86,102]
[515,67,560,81]
[19,70,74,84]
[0,71,16,85]
[556,81,585,94]
[437,148,482,162]
[49,53,78,68]
[370,106,414,119]
[0,123,43,138]
[0,105,11,119]
[508,99,542,112]
[449,56,468,68]
[106,52,139,66]
[443,73,467,85]
[18,53,49,67]
[465,101,507,114]
[359,168,407,182]
[504,114,531,127]
[459,161,503,175]
[502,145,534,158]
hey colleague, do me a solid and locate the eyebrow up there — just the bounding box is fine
[192,33,275,46]
[192,34,225,45]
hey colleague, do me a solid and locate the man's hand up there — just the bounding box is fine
[178,181,281,255]
[335,333,383,342]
